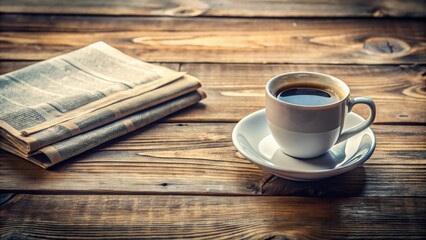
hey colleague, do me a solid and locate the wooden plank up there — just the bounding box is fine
[179,63,426,123]
[0,16,425,64]
[1,194,425,238]
[1,124,425,197]
[1,61,425,124]
[4,14,425,32]
[1,0,425,18]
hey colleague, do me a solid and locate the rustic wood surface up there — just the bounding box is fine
[1,124,425,197]
[1,0,425,17]
[0,0,425,238]
[1,15,425,64]
[1,195,425,239]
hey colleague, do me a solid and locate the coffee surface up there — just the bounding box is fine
[276,85,340,106]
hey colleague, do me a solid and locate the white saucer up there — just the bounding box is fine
[232,109,376,181]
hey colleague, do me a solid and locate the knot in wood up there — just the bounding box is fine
[363,37,410,55]
[171,7,198,16]
[372,8,387,17]
[164,0,210,17]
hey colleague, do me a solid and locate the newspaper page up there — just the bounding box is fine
[0,42,206,168]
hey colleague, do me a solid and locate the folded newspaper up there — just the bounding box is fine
[0,42,206,168]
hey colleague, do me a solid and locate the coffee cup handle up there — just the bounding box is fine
[336,97,376,144]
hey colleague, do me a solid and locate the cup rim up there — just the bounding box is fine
[265,71,350,109]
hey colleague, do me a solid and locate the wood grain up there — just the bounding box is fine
[1,124,425,197]
[179,63,426,123]
[0,1,424,237]
[3,14,425,32]
[1,194,425,239]
[1,15,425,64]
[1,61,425,124]
[1,0,425,17]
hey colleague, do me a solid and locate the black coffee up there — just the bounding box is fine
[276,84,341,106]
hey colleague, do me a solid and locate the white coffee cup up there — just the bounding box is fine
[265,72,376,158]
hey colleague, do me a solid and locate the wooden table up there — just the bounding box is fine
[1,1,425,238]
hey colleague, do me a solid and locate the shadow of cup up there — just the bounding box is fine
[259,166,367,197]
